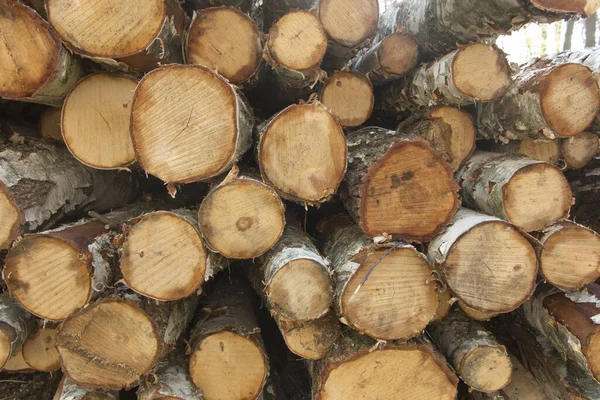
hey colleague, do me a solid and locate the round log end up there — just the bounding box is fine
[0,1,59,99]
[0,184,22,250]
[516,139,561,164]
[198,178,285,259]
[2,346,30,371]
[22,327,61,372]
[266,258,332,321]
[131,65,243,184]
[540,223,600,290]
[379,33,419,77]
[40,107,63,142]
[317,0,379,47]
[267,11,327,71]
[444,221,537,314]
[458,301,500,321]
[259,103,347,204]
[46,0,166,59]
[460,346,512,393]
[189,331,267,400]
[121,211,206,301]
[186,7,261,84]
[0,326,11,369]
[427,106,476,169]
[4,236,92,321]
[56,300,160,390]
[320,71,374,128]
[561,132,599,169]
[540,64,600,138]
[340,247,438,340]
[62,73,137,169]
[359,139,459,241]
[317,347,457,400]
[452,44,511,102]
[278,313,340,360]
[531,0,600,16]
[431,288,452,323]
[503,162,572,232]
[588,331,600,382]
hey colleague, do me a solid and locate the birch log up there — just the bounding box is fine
[262,0,314,30]
[0,293,35,370]
[40,107,63,142]
[489,139,562,165]
[186,0,252,13]
[22,325,60,372]
[0,0,81,106]
[54,378,119,400]
[562,132,599,169]
[320,71,374,127]
[274,311,340,360]
[137,350,203,400]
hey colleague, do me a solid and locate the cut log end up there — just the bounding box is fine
[189,331,267,400]
[40,107,63,142]
[317,0,379,48]
[22,327,60,372]
[431,288,452,323]
[2,346,31,371]
[461,346,512,393]
[503,162,572,232]
[259,103,347,204]
[198,178,285,259]
[277,312,340,360]
[540,64,600,137]
[531,0,600,16]
[425,107,476,169]
[121,211,206,301]
[186,7,261,84]
[492,139,562,165]
[131,65,245,184]
[62,73,137,169]
[458,301,500,321]
[56,300,160,390]
[378,33,419,77]
[4,236,92,321]
[0,327,10,369]
[0,186,21,250]
[340,247,438,340]
[562,132,599,169]
[320,71,374,128]
[317,347,457,400]
[452,44,511,101]
[266,258,332,321]
[359,140,459,241]
[267,11,327,71]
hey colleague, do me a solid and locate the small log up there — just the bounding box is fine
[22,325,60,372]
[319,71,374,128]
[56,288,198,390]
[457,151,572,232]
[339,126,459,241]
[428,208,538,315]
[46,0,188,72]
[0,140,137,250]
[54,377,119,400]
[478,59,599,141]
[458,301,500,322]
[317,213,439,341]
[137,350,202,400]
[185,7,262,85]
[257,102,347,205]
[0,294,35,370]
[198,167,285,259]
[0,370,61,400]
[39,107,63,142]
[1,346,31,372]
[489,139,562,166]
[428,309,512,393]
[431,287,453,323]
[0,1,81,106]
[131,64,253,186]
[310,331,458,399]
[275,311,340,360]
[189,277,268,400]
[562,132,599,170]
[186,0,252,13]
[262,0,314,30]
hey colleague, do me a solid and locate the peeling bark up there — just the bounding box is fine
[0,293,35,369]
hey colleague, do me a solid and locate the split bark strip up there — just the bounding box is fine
[428,208,538,316]
[22,324,60,372]
[189,277,268,400]
[310,330,459,399]
[317,213,439,341]
[137,350,203,400]
[0,293,35,370]
[488,139,562,166]
[186,0,252,13]
[46,0,188,72]
[130,64,253,187]
[0,140,137,250]
[54,378,119,400]
[382,1,600,60]
[319,71,374,128]
[56,287,198,390]
[274,311,340,360]
[375,43,511,115]
[428,309,512,393]
[257,102,347,205]
[198,167,286,260]
[478,58,600,141]
[457,151,572,232]
[339,126,459,241]
[521,284,600,384]
[562,132,599,169]
[185,7,263,85]
[0,370,61,400]
[3,204,153,321]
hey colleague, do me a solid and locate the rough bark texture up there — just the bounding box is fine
[54,378,119,400]
[0,370,61,400]
[137,350,202,400]
[0,293,35,369]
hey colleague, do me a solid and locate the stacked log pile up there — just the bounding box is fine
[1,0,600,399]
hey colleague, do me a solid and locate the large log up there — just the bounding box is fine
[54,377,119,400]
[0,1,82,106]
[0,293,35,370]
[189,277,268,400]
[319,71,374,128]
[428,208,538,315]
[130,64,253,187]
[257,102,347,205]
[478,58,600,141]
[185,7,262,85]
[0,140,137,250]
[317,213,439,341]
[488,139,562,166]
[137,350,203,400]
[429,309,512,393]
[562,132,599,169]
[457,151,572,232]
[339,127,459,241]
[22,325,60,372]
[46,0,188,72]
[310,331,458,399]
[274,311,340,360]
[56,287,198,390]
